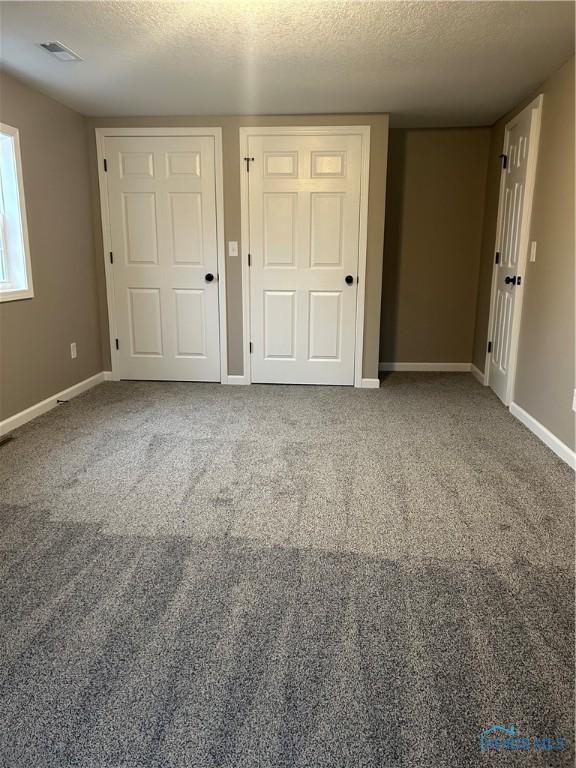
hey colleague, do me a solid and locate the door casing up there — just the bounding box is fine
[239,126,371,388]
[484,95,543,404]
[95,127,228,383]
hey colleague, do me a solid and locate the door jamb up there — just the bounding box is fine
[239,125,371,387]
[484,95,543,403]
[95,127,228,383]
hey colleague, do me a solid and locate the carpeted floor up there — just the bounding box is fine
[0,373,573,767]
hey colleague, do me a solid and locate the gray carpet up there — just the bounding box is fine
[0,373,573,767]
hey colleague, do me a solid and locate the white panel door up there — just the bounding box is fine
[488,98,542,404]
[247,133,363,385]
[105,136,220,381]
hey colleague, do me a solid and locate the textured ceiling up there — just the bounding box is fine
[0,1,574,125]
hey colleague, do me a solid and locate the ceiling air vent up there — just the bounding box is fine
[39,41,82,62]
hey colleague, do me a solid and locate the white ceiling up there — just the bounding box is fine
[0,1,574,126]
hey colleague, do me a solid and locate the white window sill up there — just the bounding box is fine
[0,286,34,302]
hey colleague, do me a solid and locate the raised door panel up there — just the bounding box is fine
[128,288,163,356]
[311,151,346,177]
[263,291,296,359]
[169,193,204,265]
[310,193,343,267]
[508,183,524,269]
[166,151,201,177]
[308,291,341,360]
[122,193,158,264]
[263,193,297,267]
[174,289,206,357]
[492,289,513,372]
[119,152,154,178]
[264,152,298,177]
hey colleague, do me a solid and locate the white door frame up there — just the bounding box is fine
[95,127,228,383]
[239,125,371,387]
[484,95,543,403]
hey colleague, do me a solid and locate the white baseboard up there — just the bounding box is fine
[0,371,110,436]
[379,362,472,372]
[360,378,380,389]
[510,401,576,470]
[470,364,486,385]
[224,374,250,385]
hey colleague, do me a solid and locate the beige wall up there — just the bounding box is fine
[86,115,389,379]
[380,128,490,363]
[0,72,101,421]
[472,57,575,449]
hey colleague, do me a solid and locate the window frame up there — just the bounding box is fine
[0,122,34,302]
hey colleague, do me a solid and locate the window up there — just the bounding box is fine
[0,124,33,301]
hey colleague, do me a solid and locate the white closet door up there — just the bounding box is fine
[488,98,542,404]
[247,133,363,385]
[105,135,220,381]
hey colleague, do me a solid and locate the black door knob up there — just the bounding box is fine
[345,275,354,285]
[205,273,215,282]
[505,275,517,286]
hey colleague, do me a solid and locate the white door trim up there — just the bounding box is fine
[484,95,543,404]
[239,125,370,387]
[95,127,228,383]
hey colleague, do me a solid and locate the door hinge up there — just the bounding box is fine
[487,341,492,353]
[495,251,500,264]
[109,251,113,264]
[103,158,108,172]
[115,338,119,350]
[244,156,255,172]
[248,253,251,267]
[249,342,253,354]
[498,153,508,170]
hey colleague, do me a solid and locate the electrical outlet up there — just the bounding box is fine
[70,342,77,359]
[529,241,537,262]
[228,240,238,258]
